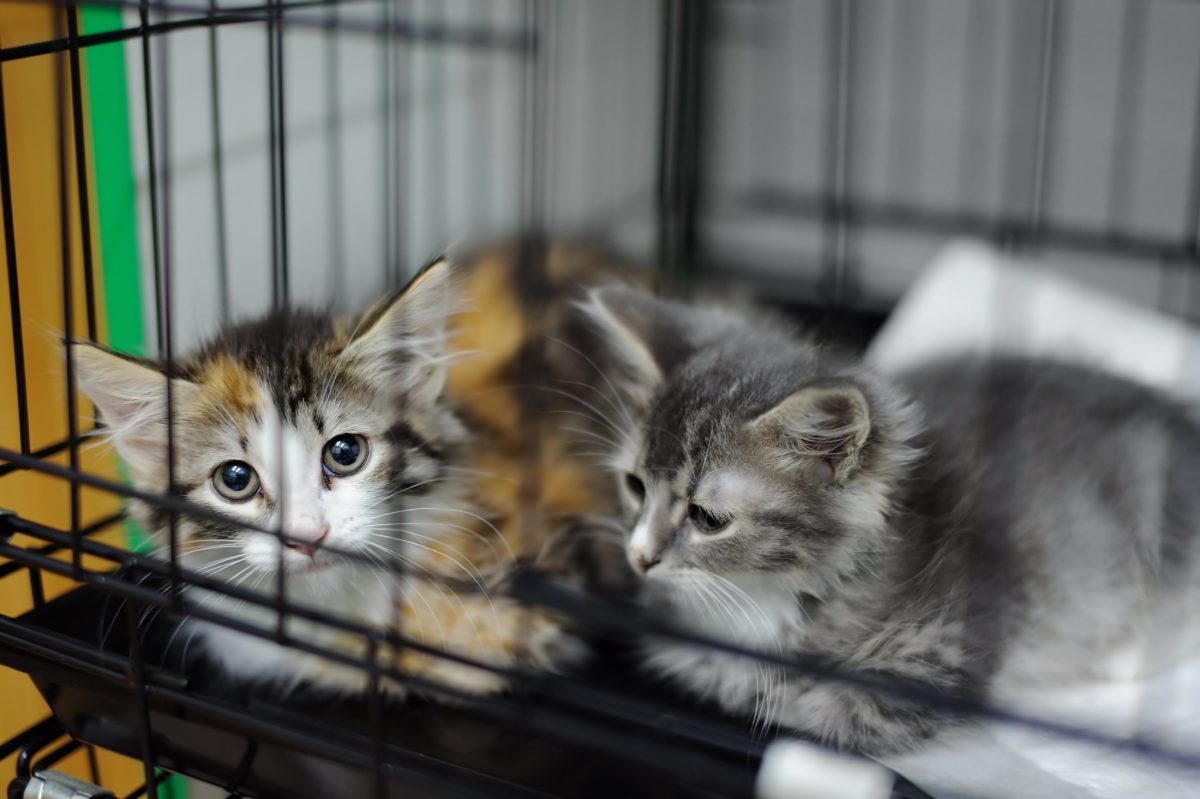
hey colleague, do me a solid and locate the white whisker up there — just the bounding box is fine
[368,518,514,562]
[368,506,503,538]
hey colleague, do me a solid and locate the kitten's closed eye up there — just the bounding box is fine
[687,503,729,534]
[323,434,369,477]
[214,461,260,501]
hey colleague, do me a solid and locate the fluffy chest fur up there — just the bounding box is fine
[641,575,800,722]
[188,558,398,693]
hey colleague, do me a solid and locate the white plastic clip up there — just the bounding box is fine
[755,739,894,799]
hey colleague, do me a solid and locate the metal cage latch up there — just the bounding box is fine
[21,771,116,799]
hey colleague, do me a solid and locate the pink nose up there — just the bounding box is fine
[633,552,661,573]
[286,526,329,558]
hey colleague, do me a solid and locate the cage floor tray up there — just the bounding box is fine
[0,581,933,799]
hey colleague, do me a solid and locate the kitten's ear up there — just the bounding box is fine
[579,285,692,405]
[342,257,456,406]
[71,342,199,475]
[750,383,871,481]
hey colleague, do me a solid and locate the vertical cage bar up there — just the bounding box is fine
[141,0,180,598]
[159,19,180,604]
[520,0,547,234]
[1184,48,1200,321]
[679,0,705,280]
[208,0,231,323]
[268,0,290,640]
[1000,0,1062,242]
[267,0,280,305]
[393,1,408,280]
[398,1,412,281]
[1106,0,1147,232]
[656,0,706,280]
[512,0,552,672]
[431,0,449,250]
[55,10,83,573]
[465,1,480,230]
[1026,0,1062,231]
[125,605,159,799]
[66,5,98,342]
[325,2,345,302]
[267,0,289,307]
[274,0,289,301]
[1186,52,1200,255]
[820,0,856,305]
[66,2,99,582]
[538,0,556,233]
[685,0,705,280]
[381,0,395,283]
[1001,0,1032,234]
[0,48,31,456]
[655,0,676,273]
[367,635,385,799]
[29,567,45,608]
[86,744,101,785]
[140,0,164,357]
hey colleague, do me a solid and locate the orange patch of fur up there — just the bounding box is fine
[440,244,618,576]
[444,255,527,435]
[196,355,261,420]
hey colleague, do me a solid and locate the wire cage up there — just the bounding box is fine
[1,0,1200,797]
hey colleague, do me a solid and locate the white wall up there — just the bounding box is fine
[121,0,1200,357]
[701,0,1200,313]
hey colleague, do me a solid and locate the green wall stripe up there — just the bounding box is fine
[79,5,144,357]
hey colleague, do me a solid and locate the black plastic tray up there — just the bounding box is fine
[1,581,933,799]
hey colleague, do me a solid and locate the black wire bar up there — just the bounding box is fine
[818,0,856,304]
[656,0,706,281]
[735,189,1200,267]
[0,31,32,458]
[3,463,1200,777]
[207,0,231,324]
[0,0,533,64]
[53,8,84,578]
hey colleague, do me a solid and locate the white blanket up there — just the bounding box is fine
[864,240,1200,799]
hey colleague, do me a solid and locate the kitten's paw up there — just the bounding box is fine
[403,611,588,698]
[417,660,511,697]
[522,616,589,674]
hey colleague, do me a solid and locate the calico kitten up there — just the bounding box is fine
[73,241,636,696]
[582,285,1200,755]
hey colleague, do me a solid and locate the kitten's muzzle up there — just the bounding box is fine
[285,526,329,558]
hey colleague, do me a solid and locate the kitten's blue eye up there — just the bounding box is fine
[688,503,729,534]
[213,461,260,502]
[323,433,369,477]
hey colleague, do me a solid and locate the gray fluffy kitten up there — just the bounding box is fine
[582,285,1200,755]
